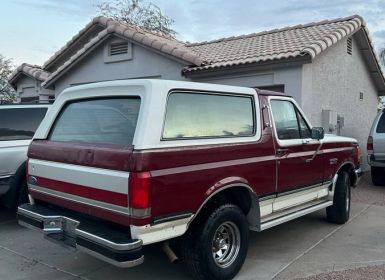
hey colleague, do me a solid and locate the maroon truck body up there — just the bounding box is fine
[17,80,362,280]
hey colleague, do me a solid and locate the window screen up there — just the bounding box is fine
[376,112,385,133]
[163,92,254,139]
[50,98,140,145]
[0,108,47,141]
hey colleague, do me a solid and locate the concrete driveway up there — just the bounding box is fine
[1,173,385,280]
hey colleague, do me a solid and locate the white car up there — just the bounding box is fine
[0,104,49,208]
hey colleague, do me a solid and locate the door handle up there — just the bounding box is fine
[276,148,288,157]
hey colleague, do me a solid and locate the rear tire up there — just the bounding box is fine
[326,171,351,224]
[371,166,385,186]
[180,204,249,280]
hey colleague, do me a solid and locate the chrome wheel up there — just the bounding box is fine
[212,221,241,268]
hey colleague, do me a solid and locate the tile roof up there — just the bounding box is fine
[41,14,384,91]
[183,15,363,73]
[8,63,50,88]
[42,17,206,87]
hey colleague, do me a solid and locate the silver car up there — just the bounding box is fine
[367,109,385,185]
[0,104,49,208]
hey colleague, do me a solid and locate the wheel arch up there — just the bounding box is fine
[189,183,260,230]
[336,161,356,186]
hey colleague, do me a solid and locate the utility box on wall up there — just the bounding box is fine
[322,109,338,134]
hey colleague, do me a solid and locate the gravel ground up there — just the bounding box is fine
[295,172,385,280]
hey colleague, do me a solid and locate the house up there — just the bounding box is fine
[10,15,385,170]
[8,63,53,102]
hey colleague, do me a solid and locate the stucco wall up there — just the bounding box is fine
[14,76,54,102]
[193,66,303,102]
[54,37,188,95]
[301,36,379,170]
[16,76,38,100]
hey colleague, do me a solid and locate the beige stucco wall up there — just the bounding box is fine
[301,36,379,170]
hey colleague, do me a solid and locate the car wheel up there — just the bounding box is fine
[371,166,385,186]
[180,204,249,280]
[17,178,29,206]
[1,163,28,209]
[326,171,351,224]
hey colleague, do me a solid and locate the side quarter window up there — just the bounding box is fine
[162,92,255,140]
[270,100,311,140]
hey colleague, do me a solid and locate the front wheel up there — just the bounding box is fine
[326,171,351,224]
[180,204,249,280]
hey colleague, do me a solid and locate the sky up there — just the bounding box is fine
[1,0,385,66]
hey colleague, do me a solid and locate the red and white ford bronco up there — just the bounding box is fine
[18,80,362,280]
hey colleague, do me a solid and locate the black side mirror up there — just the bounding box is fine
[311,127,324,140]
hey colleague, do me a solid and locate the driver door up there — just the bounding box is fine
[270,99,324,194]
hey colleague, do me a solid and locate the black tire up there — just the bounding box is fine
[1,163,28,209]
[180,204,249,280]
[371,166,385,186]
[326,171,351,224]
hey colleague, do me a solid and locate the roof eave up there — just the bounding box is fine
[183,55,312,78]
[43,25,205,89]
[8,69,46,89]
[42,17,109,71]
[354,29,385,95]
[43,32,112,89]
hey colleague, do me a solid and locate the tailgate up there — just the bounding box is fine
[27,141,133,225]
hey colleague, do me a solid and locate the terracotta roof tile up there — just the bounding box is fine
[183,15,364,73]
[42,15,384,89]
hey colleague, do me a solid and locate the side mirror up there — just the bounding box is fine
[311,127,324,140]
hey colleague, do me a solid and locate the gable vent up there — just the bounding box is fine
[109,42,129,56]
[347,37,352,55]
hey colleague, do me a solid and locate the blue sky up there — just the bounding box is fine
[1,0,385,66]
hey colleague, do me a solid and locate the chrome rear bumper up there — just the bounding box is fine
[367,154,385,167]
[17,203,143,268]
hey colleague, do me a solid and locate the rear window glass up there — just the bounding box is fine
[0,108,47,141]
[163,92,255,139]
[376,112,385,133]
[49,98,140,145]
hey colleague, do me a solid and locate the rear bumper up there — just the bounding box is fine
[17,203,143,268]
[367,154,385,167]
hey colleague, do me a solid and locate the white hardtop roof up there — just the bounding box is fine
[34,79,262,149]
[60,79,257,99]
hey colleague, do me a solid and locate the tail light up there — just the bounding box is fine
[367,136,373,153]
[129,172,151,217]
